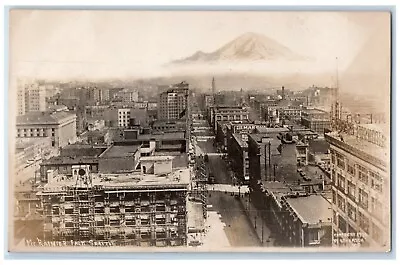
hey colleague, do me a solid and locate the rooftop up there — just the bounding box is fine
[285,194,332,224]
[41,168,191,192]
[358,123,389,136]
[41,156,99,165]
[262,181,302,208]
[232,133,248,148]
[308,139,330,154]
[100,145,140,158]
[302,108,328,114]
[325,131,388,169]
[16,111,76,125]
[140,156,174,161]
[255,127,289,134]
[138,132,185,141]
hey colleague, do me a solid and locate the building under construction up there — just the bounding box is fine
[38,159,190,247]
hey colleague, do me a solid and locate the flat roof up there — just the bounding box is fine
[140,156,174,161]
[285,194,332,224]
[138,132,185,140]
[41,168,191,192]
[100,145,140,158]
[326,132,388,164]
[232,133,248,148]
[255,127,289,134]
[42,156,99,165]
[262,181,301,208]
[16,111,76,125]
[358,123,389,136]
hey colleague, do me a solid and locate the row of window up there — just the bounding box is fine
[333,188,382,219]
[17,128,55,137]
[332,153,383,193]
[333,210,383,244]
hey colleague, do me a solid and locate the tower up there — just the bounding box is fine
[211,77,215,96]
[331,57,342,131]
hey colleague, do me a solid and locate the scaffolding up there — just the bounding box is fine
[41,176,188,246]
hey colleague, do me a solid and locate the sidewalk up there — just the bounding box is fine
[238,194,275,247]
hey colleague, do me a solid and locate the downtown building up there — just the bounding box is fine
[209,106,249,131]
[157,82,189,121]
[325,123,390,248]
[17,81,47,116]
[301,108,331,134]
[16,111,77,149]
[38,158,190,247]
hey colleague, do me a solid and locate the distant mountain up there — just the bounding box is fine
[172,32,306,64]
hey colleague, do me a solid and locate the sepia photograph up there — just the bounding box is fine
[6,8,392,253]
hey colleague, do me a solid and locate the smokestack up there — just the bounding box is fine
[281,86,285,100]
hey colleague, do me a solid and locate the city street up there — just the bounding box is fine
[191,117,261,248]
[206,191,261,247]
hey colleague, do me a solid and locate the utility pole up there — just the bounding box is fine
[264,144,267,181]
[268,141,271,181]
[261,217,264,245]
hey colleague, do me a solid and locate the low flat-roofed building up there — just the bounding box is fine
[60,144,107,158]
[38,167,190,247]
[210,105,249,131]
[98,144,141,173]
[301,108,330,134]
[281,194,332,247]
[152,120,186,132]
[139,155,174,175]
[16,111,77,149]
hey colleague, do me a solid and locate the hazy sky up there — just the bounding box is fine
[9,10,390,80]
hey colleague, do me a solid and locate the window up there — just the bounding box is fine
[359,211,369,234]
[347,181,356,201]
[156,231,166,239]
[358,165,369,185]
[65,208,74,214]
[95,207,104,214]
[347,162,355,176]
[156,218,166,225]
[332,210,337,225]
[331,151,336,165]
[338,215,347,233]
[141,219,150,225]
[95,220,104,227]
[126,219,135,226]
[337,194,346,212]
[110,206,120,213]
[338,174,346,192]
[308,230,320,244]
[332,190,336,204]
[358,188,368,210]
[52,207,60,215]
[110,220,120,227]
[337,152,345,169]
[347,203,357,222]
[65,222,74,228]
[371,172,383,193]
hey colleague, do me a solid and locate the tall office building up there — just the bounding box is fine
[157,82,189,121]
[25,84,47,113]
[325,123,390,248]
[17,84,26,116]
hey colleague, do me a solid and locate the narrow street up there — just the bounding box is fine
[191,112,262,248]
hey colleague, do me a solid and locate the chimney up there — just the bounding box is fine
[281,86,285,100]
